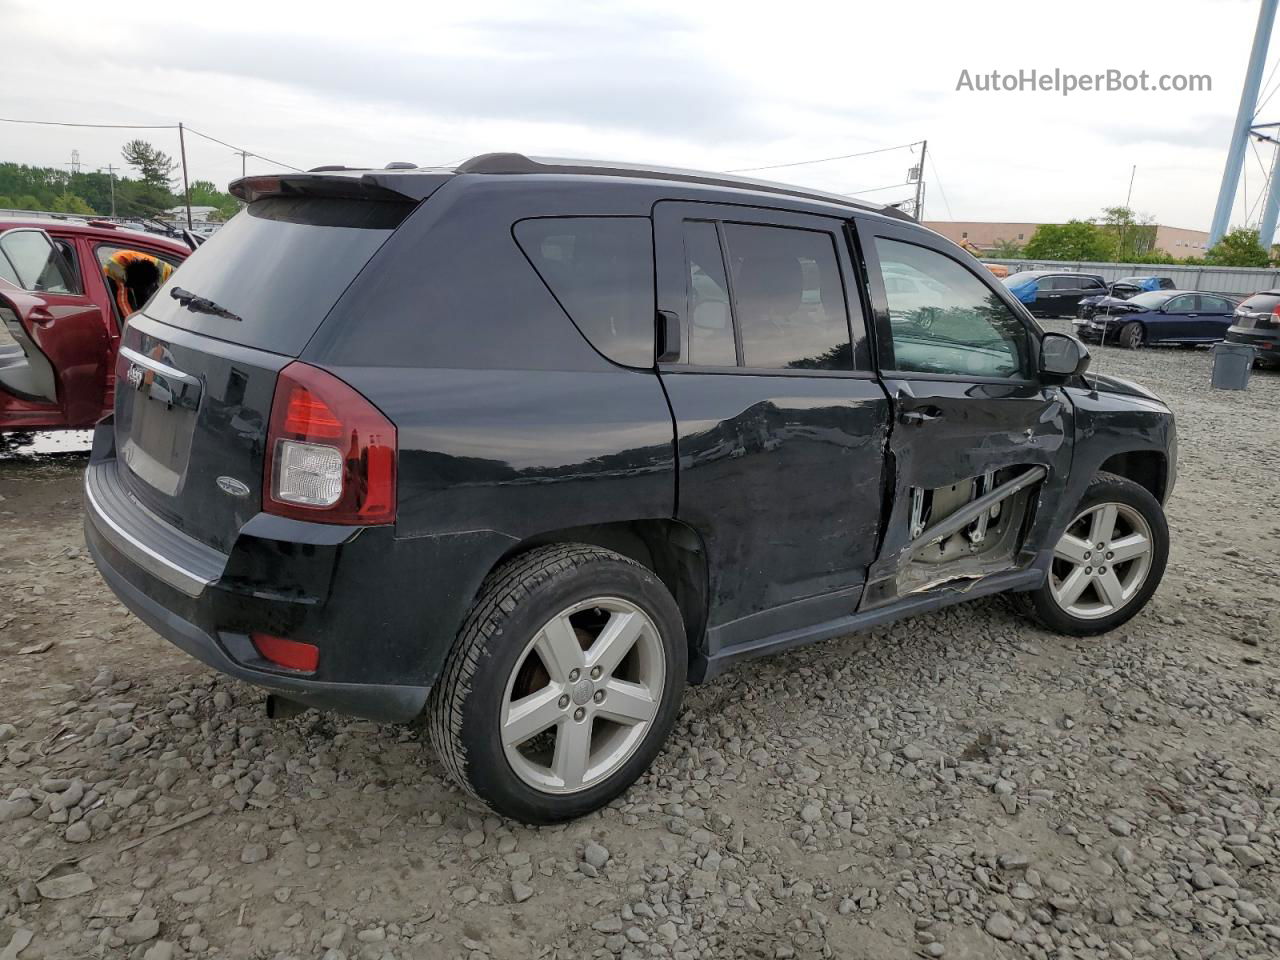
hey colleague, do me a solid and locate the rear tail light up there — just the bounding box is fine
[251,632,320,672]
[264,362,396,524]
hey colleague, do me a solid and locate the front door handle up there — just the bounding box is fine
[900,407,942,425]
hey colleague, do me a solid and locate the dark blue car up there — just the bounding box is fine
[1072,290,1239,348]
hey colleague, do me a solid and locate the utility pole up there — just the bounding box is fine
[915,139,927,221]
[100,163,119,217]
[234,149,250,178]
[1209,0,1278,247]
[1118,164,1136,259]
[178,122,193,229]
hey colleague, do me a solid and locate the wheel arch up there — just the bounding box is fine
[1097,449,1169,504]
[493,520,711,682]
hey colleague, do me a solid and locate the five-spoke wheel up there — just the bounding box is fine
[1018,471,1169,636]
[428,544,686,824]
[1050,502,1154,620]
[501,598,665,794]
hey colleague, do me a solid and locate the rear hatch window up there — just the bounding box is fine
[144,197,411,356]
[1234,293,1280,328]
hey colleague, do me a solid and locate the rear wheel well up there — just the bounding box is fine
[494,521,709,681]
[1098,450,1167,503]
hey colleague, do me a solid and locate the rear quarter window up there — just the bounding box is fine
[514,217,655,368]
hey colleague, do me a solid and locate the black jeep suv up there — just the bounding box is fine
[85,154,1176,823]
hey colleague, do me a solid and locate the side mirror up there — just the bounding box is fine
[1039,332,1090,380]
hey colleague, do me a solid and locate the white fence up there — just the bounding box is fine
[984,259,1280,298]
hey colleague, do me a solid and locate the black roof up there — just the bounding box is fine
[232,152,913,221]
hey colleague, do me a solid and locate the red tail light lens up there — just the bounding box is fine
[251,632,320,673]
[264,362,396,525]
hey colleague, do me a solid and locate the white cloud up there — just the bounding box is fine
[0,0,1267,229]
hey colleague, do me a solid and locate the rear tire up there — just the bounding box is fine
[1016,472,1168,636]
[1120,322,1146,349]
[427,544,687,824]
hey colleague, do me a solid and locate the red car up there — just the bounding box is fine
[0,216,190,430]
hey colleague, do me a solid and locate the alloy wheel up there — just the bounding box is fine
[1049,502,1154,620]
[500,597,666,794]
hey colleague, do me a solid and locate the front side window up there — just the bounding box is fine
[1164,294,1196,314]
[0,230,78,294]
[875,238,1029,379]
[514,217,655,368]
[720,222,852,370]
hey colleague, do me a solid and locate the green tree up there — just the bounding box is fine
[122,139,177,188]
[113,180,175,218]
[14,194,42,211]
[0,195,13,209]
[1023,220,1114,261]
[51,193,94,215]
[1204,227,1270,267]
[187,179,242,220]
[1098,206,1157,260]
[988,237,1024,258]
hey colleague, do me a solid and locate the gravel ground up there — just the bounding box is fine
[1,331,1278,960]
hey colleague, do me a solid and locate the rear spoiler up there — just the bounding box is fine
[229,170,452,204]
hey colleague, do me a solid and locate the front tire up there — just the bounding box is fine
[427,544,687,824]
[1120,322,1146,349]
[1017,472,1168,636]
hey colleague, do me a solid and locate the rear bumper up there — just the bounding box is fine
[83,422,434,723]
[1226,327,1280,358]
[86,529,429,721]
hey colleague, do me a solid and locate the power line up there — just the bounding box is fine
[926,152,955,221]
[183,126,305,173]
[0,117,176,130]
[724,141,920,174]
[0,116,305,173]
[841,180,915,196]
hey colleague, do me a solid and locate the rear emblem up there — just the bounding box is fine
[216,476,250,498]
[125,364,144,389]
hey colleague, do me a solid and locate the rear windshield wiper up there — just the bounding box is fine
[170,287,242,322]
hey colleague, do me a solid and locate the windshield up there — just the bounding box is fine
[142,196,412,355]
[1003,272,1040,286]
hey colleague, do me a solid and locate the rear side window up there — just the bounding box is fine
[683,221,736,366]
[514,217,655,368]
[720,223,852,370]
[146,197,410,355]
[96,244,181,324]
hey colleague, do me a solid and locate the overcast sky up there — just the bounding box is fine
[1,0,1274,230]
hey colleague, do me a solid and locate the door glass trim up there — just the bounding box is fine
[659,363,880,379]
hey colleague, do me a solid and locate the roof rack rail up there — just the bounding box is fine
[453,153,912,220]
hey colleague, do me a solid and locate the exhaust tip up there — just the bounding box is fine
[265,694,308,720]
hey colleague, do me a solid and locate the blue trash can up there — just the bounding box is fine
[1211,342,1255,390]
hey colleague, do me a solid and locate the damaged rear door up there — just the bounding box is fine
[854,218,1072,608]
